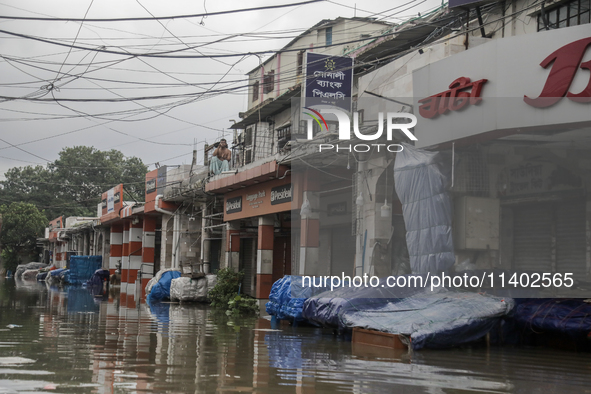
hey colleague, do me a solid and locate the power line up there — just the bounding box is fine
[0,0,324,22]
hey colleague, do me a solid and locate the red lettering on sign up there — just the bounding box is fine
[419,77,487,119]
[524,36,591,107]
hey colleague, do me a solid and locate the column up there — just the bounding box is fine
[109,225,123,276]
[141,216,156,299]
[121,221,130,298]
[299,172,320,276]
[225,221,240,271]
[128,218,143,302]
[256,215,274,299]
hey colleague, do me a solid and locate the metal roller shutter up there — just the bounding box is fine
[513,203,553,273]
[556,200,586,277]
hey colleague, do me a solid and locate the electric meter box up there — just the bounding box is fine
[454,196,500,250]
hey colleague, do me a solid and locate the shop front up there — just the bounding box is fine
[222,175,293,298]
[409,24,591,275]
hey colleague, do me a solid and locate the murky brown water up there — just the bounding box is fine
[1,278,590,393]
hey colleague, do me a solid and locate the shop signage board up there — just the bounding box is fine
[223,178,292,221]
[412,24,591,148]
[303,52,353,112]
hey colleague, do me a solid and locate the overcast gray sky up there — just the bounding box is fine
[0,0,442,180]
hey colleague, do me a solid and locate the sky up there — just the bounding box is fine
[0,0,443,180]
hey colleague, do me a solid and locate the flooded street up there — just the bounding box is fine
[0,278,590,394]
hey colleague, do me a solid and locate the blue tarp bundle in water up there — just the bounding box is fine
[69,256,102,285]
[302,281,513,350]
[511,298,591,338]
[50,268,65,277]
[266,276,342,322]
[60,269,71,283]
[148,270,181,302]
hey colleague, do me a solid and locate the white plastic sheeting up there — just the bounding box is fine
[170,275,218,302]
[146,268,181,295]
[394,143,455,274]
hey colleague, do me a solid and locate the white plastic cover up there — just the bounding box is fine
[170,274,217,302]
[394,143,455,274]
[146,268,181,295]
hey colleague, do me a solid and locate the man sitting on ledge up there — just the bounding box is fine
[209,138,231,175]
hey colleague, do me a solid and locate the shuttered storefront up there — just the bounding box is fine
[556,200,587,277]
[512,199,586,275]
[513,203,553,273]
[240,238,256,297]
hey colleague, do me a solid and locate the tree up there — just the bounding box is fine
[0,202,47,272]
[0,146,148,220]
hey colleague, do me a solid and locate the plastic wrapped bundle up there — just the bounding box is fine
[22,269,40,281]
[170,275,217,302]
[147,270,182,302]
[15,262,47,279]
[394,143,455,274]
[146,268,181,295]
[266,275,342,322]
[303,283,513,350]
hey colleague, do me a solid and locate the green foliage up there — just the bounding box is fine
[227,295,259,316]
[0,202,47,272]
[209,268,244,308]
[209,268,258,316]
[0,146,147,220]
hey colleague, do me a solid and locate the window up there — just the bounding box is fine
[252,81,259,102]
[325,26,333,46]
[297,51,304,75]
[263,70,274,94]
[537,0,590,31]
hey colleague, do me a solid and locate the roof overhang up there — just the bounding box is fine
[231,86,301,130]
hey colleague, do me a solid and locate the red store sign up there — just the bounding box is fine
[418,77,487,119]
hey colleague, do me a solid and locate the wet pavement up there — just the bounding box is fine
[0,278,590,393]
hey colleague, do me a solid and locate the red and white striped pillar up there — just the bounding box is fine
[299,172,320,276]
[109,224,123,276]
[141,216,156,299]
[128,218,143,301]
[225,221,240,271]
[256,215,274,299]
[121,222,130,296]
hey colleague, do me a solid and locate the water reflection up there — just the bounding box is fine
[0,278,590,393]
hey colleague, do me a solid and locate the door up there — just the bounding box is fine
[239,238,256,297]
[272,236,292,283]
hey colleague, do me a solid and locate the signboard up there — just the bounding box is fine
[271,184,292,205]
[107,189,115,213]
[146,178,156,195]
[412,25,591,148]
[304,52,353,111]
[498,162,581,197]
[101,184,124,223]
[226,196,243,214]
[223,178,293,221]
[327,201,347,216]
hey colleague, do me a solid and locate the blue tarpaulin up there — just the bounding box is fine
[302,281,513,350]
[69,256,102,285]
[266,276,340,322]
[511,298,591,338]
[148,270,181,302]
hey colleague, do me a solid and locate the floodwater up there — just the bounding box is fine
[0,279,590,394]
